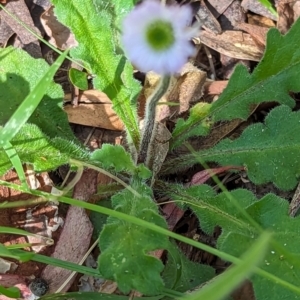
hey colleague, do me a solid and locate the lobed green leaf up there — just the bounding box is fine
[171,17,300,147]
[93,0,140,52]
[91,144,135,173]
[51,0,141,150]
[171,186,300,299]
[184,231,272,300]
[171,103,212,149]
[68,68,88,90]
[164,105,300,190]
[98,180,169,295]
[163,242,215,293]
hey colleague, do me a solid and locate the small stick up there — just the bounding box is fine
[204,45,216,80]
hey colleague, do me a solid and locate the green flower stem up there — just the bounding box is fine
[138,75,171,164]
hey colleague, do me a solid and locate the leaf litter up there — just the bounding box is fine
[1,0,300,299]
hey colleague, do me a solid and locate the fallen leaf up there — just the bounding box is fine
[199,29,264,61]
[207,0,234,15]
[64,90,124,131]
[221,0,246,29]
[164,202,185,231]
[158,63,207,122]
[40,6,78,50]
[40,169,98,293]
[241,0,277,20]
[277,0,300,34]
[98,280,118,294]
[247,14,276,28]
[220,54,250,80]
[0,0,42,57]
[235,22,269,47]
[204,80,228,96]
[197,0,222,34]
[189,166,244,186]
[0,19,14,47]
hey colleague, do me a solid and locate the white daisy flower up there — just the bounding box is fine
[122,0,196,75]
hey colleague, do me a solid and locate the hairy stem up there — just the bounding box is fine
[138,75,171,164]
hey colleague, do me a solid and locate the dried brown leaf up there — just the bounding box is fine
[247,14,276,28]
[0,0,41,57]
[40,6,77,50]
[207,0,234,15]
[222,0,246,29]
[41,169,98,293]
[277,0,300,34]
[197,0,222,34]
[0,19,14,47]
[158,63,206,121]
[64,90,124,131]
[235,22,269,46]
[204,80,228,96]
[189,166,244,186]
[241,0,277,20]
[199,30,264,61]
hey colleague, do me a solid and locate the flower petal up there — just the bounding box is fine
[121,0,195,75]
